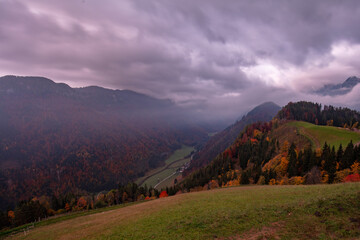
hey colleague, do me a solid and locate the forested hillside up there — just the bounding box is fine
[0,75,208,209]
[178,102,360,192]
[184,102,280,175]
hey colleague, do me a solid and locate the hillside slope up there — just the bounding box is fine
[287,121,360,150]
[5,184,360,240]
[180,102,360,191]
[185,102,280,174]
[0,75,208,209]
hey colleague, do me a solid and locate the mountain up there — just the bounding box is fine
[180,101,360,191]
[183,102,280,175]
[0,75,208,208]
[314,76,360,96]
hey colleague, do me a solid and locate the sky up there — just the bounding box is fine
[1,0,360,120]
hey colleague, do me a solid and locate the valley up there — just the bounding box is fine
[136,145,194,189]
[0,76,208,209]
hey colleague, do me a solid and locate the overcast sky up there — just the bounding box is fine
[1,0,360,120]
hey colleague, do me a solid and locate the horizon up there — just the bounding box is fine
[1,0,360,118]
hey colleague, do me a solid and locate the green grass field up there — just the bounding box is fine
[155,156,191,189]
[136,145,194,188]
[208,132,218,137]
[287,121,360,149]
[6,183,360,240]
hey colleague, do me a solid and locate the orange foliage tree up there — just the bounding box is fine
[8,210,15,220]
[77,197,87,210]
[65,203,71,212]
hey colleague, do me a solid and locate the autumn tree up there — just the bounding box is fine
[159,190,168,198]
[287,143,298,177]
[77,197,87,210]
[65,203,71,212]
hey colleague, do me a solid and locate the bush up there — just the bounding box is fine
[334,169,351,183]
[94,200,107,209]
[56,209,66,215]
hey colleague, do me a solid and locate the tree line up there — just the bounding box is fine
[276,101,360,128]
[171,120,360,193]
[0,182,165,229]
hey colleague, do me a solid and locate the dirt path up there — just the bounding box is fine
[298,127,320,149]
[154,171,177,189]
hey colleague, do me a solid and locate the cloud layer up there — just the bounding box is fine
[1,0,360,119]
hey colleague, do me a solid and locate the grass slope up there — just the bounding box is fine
[7,183,360,240]
[136,145,194,188]
[287,121,360,149]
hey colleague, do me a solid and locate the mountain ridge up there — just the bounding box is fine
[0,75,208,209]
[314,76,360,96]
[184,101,280,175]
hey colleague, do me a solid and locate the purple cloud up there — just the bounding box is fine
[1,0,360,120]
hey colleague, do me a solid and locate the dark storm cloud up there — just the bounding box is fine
[1,0,360,119]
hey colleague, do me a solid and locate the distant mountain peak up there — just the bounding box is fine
[239,101,280,121]
[314,76,360,96]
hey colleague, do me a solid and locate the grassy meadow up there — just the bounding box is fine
[6,183,360,240]
[287,121,360,149]
[136,145,194,188]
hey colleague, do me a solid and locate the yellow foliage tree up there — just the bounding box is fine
[225,179,240,187]
[334,169,351,183]
[106,191,115,205]
[253,129,262,138]
[257,176,266,185]
[289,176,304,185]
[274,157,289,178]
[326,120,333,126]
[262,154,282,172]
[278,177,289,185]
[321,170,329,183]
[351,161,360,174]
[269,179,276,185]
[281,141,289,156]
